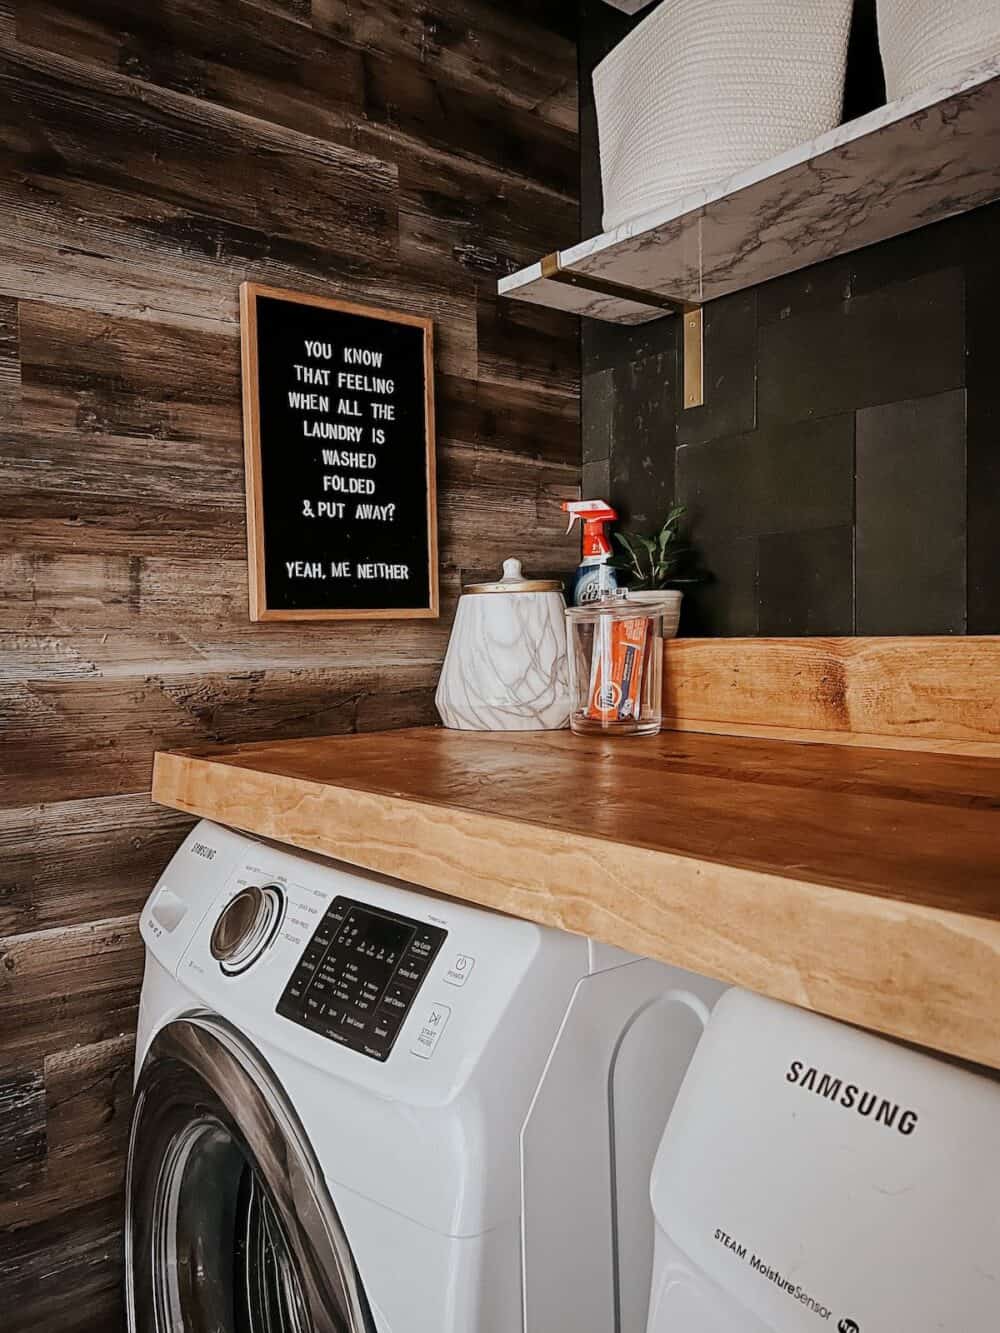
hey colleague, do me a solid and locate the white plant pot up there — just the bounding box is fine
[593,0,855,231]
[623,590,683,639]
[878,0,1000,101]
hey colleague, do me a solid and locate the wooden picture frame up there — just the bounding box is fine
[240,282,438,621]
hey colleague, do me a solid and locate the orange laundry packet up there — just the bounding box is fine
[586,616,649,722]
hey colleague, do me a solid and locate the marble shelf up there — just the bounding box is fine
[499,58,1000,325]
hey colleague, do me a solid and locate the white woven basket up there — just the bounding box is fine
[594,0,854,232]
[878,0,1000,100]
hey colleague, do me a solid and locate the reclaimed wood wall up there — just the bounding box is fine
[0,2,579,1325]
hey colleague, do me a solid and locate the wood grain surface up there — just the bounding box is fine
[154,727,1000,1070]
[664,636,1000,752]
[0,3,579,1325]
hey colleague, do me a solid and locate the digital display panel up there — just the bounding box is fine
[277,897,446,1061]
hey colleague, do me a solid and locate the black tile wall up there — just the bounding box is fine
[856,390,967,634]
[965,257,1000,634]
[683,537,759,638]
[675,415,855,545]
[676,291,757,447]
[757,267,965,427]
[758,526,855,636]
[580,0,998,637]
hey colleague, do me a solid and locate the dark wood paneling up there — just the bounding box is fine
[19,301,242,448]
[1,664,442,806]
[0,296,18,419]
[1,1037,133,1329]
[0,0,580,1320]
[0,45,401,270]
[0,551,458,679]
[437,373,579,468]
[0,797,194,936]
[475,282,580,396]
[0,1067,45,1181]
[0,1204,124,1332]
[19,0,576,192]
[312,0,577,131]
[0,914,144,1065]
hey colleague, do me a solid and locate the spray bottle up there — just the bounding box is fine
[562,499,618,605]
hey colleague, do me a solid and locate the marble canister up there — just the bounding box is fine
[435,559,570,731]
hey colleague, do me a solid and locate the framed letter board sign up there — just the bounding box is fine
[240,283,438,621]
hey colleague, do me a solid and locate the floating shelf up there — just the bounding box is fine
[499,58,1000,326]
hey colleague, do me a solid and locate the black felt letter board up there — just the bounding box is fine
[240,283,438,620]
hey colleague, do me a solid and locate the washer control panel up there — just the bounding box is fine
[276,896,447,1061]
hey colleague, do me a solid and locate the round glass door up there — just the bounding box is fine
[235,1166,309,1333]
[127,1018,373,1333]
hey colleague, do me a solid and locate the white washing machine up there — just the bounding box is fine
[646,988,1000,1332]
[127,820,725,1333]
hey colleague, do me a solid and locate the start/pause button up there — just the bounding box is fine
[410,1002,451,1059]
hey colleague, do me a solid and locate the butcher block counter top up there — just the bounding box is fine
[152,727,1000,1070]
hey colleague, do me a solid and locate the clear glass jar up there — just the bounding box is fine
[565,594,668,737]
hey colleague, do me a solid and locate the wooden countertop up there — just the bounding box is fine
[152,727,1000,1070]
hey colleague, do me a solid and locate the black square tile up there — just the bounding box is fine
[759,268,964,426]
[582,366,615,466]
[675,432,756,542]
[676,290,757,447]
[581,456,611,500]
[679,536,759,637]
[966,256,1000,633]
[757,255,853,328]
[676,415,854,544]
[752,415,855,538]
[607,347,677,528]
[850,209,983,298]
[758,525,854,635]
[856,388,966,634]
[582,310,676,377]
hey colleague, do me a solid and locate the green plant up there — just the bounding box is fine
[611,504,700,590]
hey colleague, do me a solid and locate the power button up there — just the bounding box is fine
[443,954,475,988]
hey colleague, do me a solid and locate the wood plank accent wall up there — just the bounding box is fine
[664,637,1000,752]
[0,3,579,1324]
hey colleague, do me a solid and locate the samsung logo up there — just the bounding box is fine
[786,1060,918,1136]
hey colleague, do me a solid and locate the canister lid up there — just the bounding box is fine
[565,591,674,620]
[464,557,563,594]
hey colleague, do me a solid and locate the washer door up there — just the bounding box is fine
[126,1016,374,1333]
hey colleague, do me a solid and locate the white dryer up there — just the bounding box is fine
[127,820,724,1333]
[645,988,1000,1332]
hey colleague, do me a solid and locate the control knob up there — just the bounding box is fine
[210,884,283,975]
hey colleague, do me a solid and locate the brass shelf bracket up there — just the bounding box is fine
[539,254,704,411]
[682,307,704,410]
